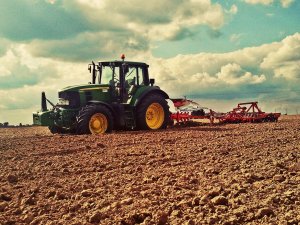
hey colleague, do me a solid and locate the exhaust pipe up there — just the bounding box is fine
[41,92,47,112]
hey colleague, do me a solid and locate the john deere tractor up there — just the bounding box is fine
[33,56,170,134]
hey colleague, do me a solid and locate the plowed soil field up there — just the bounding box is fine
[1,116,300,225]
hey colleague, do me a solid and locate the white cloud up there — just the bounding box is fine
[0,38,10,56]
[244,0,295,7]
[145,33,300,99]
[21,0,237,61]
[46,0,56,4]
[229,4,238,14]
[261,33,300,79]
[73,0,226,29]
[280,0,294,8]
[27,31,150,61]
[244,0,273,5]
[0,44,89,111]
[0,45,62,89]
[230,33,243,44]
[75,0,105,9]
[72,0,227,32]
[148,53,268,97]
[25,0,243,64]
[216,63,266,85]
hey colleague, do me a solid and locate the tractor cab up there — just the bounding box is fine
[88,56,151,103]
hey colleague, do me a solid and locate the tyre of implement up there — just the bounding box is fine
[76,105,113,134]
[136,94,169,130]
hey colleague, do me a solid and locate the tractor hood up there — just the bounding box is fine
[60,84,109,93]
[58,83,112,109]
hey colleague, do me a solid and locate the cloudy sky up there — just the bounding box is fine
[0,0,300,124]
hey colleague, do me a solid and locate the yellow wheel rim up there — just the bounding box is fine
[145,103,165,129]
[89,113,108,134]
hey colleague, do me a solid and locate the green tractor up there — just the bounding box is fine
[33,56,170,134]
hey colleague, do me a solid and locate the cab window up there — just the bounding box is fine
[138,67,144,85]
[125,67,137,87]
[101,65,119,86]
[125,66,144,86]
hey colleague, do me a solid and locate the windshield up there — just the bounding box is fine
[100,66,113,84]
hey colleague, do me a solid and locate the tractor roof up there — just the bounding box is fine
[99,60,149,67]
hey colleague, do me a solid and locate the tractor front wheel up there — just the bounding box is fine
[136,94,169,130]
[76,105,113,134]
[49,126,75,134]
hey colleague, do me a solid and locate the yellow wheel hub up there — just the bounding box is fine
[89,113,108,134]
[145,103,165,129]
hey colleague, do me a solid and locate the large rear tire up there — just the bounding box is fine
[76,105,113,134]
[136,94,169,130]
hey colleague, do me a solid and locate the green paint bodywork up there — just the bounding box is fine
[33,83,115,129]
[128,86,155,105]
[32,60,169,131]
[33,83,166,130]
[33,108,79,128]
[33,111,54,126]
[63,84,114,105]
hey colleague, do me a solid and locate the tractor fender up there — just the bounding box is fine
[87,100,116,118]
[134,87,169,108]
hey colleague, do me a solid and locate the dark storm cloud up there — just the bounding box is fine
[27,31,150,62]
[0,0,90,41]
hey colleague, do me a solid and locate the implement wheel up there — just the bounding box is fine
[76,105,113,134]
[136,94,169,130]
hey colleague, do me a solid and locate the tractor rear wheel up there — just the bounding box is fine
[76,105,113,134]
[136,94,169,130]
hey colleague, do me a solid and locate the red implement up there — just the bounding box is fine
[169,99,280,125]
[219,102,280,123]
[169,98,214,124]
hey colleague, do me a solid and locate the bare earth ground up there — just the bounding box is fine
[0,116,300,225]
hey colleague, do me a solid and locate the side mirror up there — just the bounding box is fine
[88,65,91,73]
[122,63,129,74]
[150,78,155,86]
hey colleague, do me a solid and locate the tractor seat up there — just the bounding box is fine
[126,85,137,103]
[128,85,136,95]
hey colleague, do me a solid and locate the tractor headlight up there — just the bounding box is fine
[58,98,69,105]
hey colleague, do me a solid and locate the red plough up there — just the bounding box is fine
[169,98,215,124]
[218,102,280,123]
[169,99,280,125]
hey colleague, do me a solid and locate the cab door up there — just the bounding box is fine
[123,66,145,103]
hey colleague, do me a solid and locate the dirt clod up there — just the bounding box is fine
[0,202,8,212]
[120,198,134,205]
[81,190,92,197]
[256,207,274,218]
[211,196,228,206]
[273,174,286,182]
[157,212,168,225]
[21,196,36,206]
[0,193,12,201]
[7,174,18,183]
[89,211,102,223]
